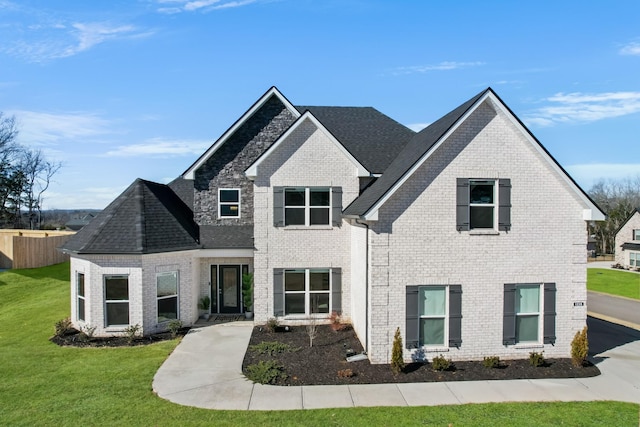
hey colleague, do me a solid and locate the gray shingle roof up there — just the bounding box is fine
[200,225,254,249]
[61,179,200,254]
[343,89,488,217]
[296,106,415,174]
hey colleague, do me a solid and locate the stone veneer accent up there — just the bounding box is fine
[193,96,297,226]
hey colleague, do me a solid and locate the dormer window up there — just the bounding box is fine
[218,189,240,218]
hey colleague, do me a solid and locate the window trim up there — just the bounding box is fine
[156,271,179,323]
[77,272,85,322]
[630,252,639,267]
[457,178,511,232]
[104,275,130,327]
[633,229,640,241]
[469,179,496,230]
[418,285,448,347]
[283,268,332,316]
[218,188,241,219]
[514,284,542,344]
[283,187,331,227]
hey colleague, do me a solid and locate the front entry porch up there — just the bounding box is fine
[210,264,249,314]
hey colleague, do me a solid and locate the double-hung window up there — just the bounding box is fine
[77,272,85,322]
[634,229,640,241]
[218,189,240,218]
[419,286,447,346]
[104,275,129,326]
[515,285,540,342]
[630,252,639,267]
[469,180,495,229]
[284,187,330,226]
[157,271,178,323]
[284,269,330,315]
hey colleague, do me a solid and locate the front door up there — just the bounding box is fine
[219,265,241,314]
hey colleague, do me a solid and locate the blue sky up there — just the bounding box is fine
[1,0,639,210]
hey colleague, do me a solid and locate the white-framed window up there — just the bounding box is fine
[77,272,85,322]
[284,187,330,226]
[633,229,640,241]
[630,252,639,267]
[157,271,179,323]
[218,188,240,218]
[419,286,448,346]
[515,284,541,343]
[284,268,331,315]
[469,179,496,229]
[104,275,129,326]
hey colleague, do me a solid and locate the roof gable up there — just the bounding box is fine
[344,88,605,222]
[61,179,199,254]
[245,111,369,179]
[182,87,299,180]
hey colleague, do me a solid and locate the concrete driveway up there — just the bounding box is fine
[152,317,640,410]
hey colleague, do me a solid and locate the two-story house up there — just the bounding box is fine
[615,209,640,270]
[61,87,604,364]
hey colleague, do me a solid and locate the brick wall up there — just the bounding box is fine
[367,100,590,363]
[615,212,640,266]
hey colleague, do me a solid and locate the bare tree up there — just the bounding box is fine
[588,176,640,254]
[20,149,62,229]
[306,316,319,348]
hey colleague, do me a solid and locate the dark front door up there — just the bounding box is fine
[219,265,241,314]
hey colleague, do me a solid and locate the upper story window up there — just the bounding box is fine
[273,187,343,227]
[218,189,240,218]
[285,187,330,226]
[633,229,640,241]
[456,178,511,232]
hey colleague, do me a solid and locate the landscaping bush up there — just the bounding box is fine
[337,368,354,378]
[124,324,141,345]
[54,317,73,337]
[249,341,298,356]
[265,317,279,333]
[245,360,287,384]
[529,351,545,367]
[390,327,405,374]
[329,310,347,331]
[431,354,453,371]
[571,326,589,367]
[167,320,183,339]
[483,356,501,368]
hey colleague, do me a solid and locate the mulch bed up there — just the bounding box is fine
[242,324,600,386]
[50,327,190,348]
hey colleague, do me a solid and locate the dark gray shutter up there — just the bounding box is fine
[273,187,284,227]
[456,178,469,231]
[498,179,511,231]
[503,284,516,345]
[448,285,462,348]
[543,282,556,344]
[331,187,342,227]
[405,286,419,349]
[273,269,284,316]
[331,268,342,314]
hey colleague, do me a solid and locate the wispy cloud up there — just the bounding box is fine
[11,110,113,144]
[2,21,153,62]
[156,0,257,14]
[104,137,212,157]
[523,91,640,126]
[392,61,484,75]
[43,186,127,210]
[619,41,640,56]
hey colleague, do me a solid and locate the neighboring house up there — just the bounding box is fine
[65,213,97,231]
[60,87,605,364]
[614,209,640,270]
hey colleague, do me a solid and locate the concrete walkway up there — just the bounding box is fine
[153,319,640,410]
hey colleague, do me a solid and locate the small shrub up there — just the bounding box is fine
[329,311,346,331]
[245,360,287,385]
[431,354,452,371]
[390,327,405,374]
[198,296,210,311]
[167,319,183,339]
[250,341,298,356]
[571,326,589,367]
[124,324,141,345]
[483,356,501,368]
[529,351,545,367]
[54,317,73,337]
[337,368,354,378]
[265,317,279,333]
[306,317,319,348]
[81,325,97,340]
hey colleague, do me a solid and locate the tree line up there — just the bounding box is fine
[588,176,640,255]
[1,112,61,229]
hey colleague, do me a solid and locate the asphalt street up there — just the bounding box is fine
[587,291,640,327]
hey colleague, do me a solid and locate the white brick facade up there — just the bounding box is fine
[615,211,640,268]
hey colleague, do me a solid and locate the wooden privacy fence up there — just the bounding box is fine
[0,230,75,269]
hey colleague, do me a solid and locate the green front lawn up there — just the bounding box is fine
[588,268,640,300]
[0,263,638,426]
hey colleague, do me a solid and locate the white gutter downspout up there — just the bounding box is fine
[355,219,369,351]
